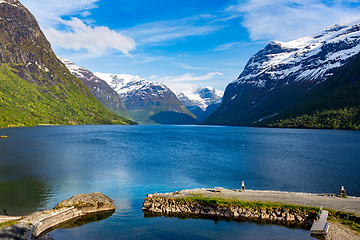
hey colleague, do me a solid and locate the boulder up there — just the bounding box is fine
[55,192,115,214]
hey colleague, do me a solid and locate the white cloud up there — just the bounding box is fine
[159,72,223,82]
[128,54,172,64]
[21,0,99,27]
[21,0,135,57]
[44,18,136,56]
[173,63,217,71]
[123,15,224,46]
[154,72,223,96]
[228,0,360,41]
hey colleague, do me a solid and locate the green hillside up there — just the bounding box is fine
[0,1,135,128]
[0,64,134,128]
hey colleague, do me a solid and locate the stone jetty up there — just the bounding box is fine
[143,188,360,226]
[0,192,115,239]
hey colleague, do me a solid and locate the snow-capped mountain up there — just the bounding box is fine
[176,87,223,110]
[175,87,223,123]
[205,22,360,126]
[233,23,360,89]
[60,58,130,119]
[94,73,197,124]
[94,73,169,106]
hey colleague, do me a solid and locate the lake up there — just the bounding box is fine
[0,125,359,239]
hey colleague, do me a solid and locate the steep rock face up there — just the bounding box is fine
[0,0,133,127]
[205,23,360,126]
[94,73,197,124]
[267,52,360,129]
[60,58,130,119]
[176,87,223,123]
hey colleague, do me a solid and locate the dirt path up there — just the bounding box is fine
[326,221,360,240]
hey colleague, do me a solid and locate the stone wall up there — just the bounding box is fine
[32,207,81,237]
[143,196,316,226]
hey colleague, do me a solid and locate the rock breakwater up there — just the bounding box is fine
[143,194,316,227]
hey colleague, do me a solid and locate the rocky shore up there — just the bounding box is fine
[144,188,360,215]
[143,190,317,226]
[0,192,115,239]
[143,188,360,239]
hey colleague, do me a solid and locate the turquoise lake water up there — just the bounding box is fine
[0,125,359,239]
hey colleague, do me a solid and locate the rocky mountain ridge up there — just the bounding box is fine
[176,87,223,110]
[205,22,360,126]
[176,87,223,123]
[60,58,130,119]
[94,72,197,124]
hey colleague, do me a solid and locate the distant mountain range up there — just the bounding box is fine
[176,87,223,123]
[61,60,224,125]
[93,72,197,124]
[205,22,360,129]
[0,0,134,128]
[4,0,355,129]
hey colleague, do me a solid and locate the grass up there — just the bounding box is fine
[174,195,319,212]
[0,63,136,128]
[327,210,360,233]
[159,195,360,233]
[339,219,360,232]
[0,220,20,229]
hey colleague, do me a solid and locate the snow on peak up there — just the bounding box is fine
[0,0,21,7]
[59,57,90,80]
[176,86,224,110]
[94,72,168,98]
[234,22,360,87]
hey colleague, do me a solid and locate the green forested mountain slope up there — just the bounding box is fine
[0,64,134,127]
[0,0,134,128]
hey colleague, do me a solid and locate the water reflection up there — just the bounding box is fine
[0,177,52,216]
[143,211,311,230]
[43,210,115,234]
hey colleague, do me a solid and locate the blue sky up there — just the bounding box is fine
[22,0,360,93]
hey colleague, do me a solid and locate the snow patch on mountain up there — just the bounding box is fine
[234,23,360,88]
[176,87,224,110]
[94,72,169,100]
[0,0,20,7]
[60,57,102,83]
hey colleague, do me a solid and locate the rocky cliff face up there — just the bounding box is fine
[0,0,133,127]
[205,22,360,126]
[267,52,360,129]
[94,73,197,124]
[60,58,130,119]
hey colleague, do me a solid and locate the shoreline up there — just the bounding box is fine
[145,188,360,215]
[143,188,360,239]
[0,192,115,239]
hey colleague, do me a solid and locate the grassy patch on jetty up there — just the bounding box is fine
[0,220,20,229]
[327,210,360,232]
[339,219,360,232]
[176,195,319,212]
[173,195,360,233]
